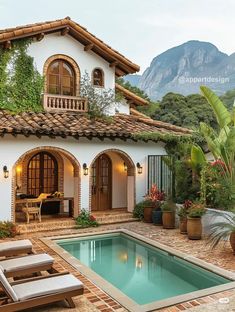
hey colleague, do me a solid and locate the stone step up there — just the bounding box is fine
[17,212,138,234]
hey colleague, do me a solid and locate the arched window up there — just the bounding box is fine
[92,68,104,87]
[27,152,58,197]
[47,60,75,96]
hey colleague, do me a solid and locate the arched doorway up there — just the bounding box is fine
[90,149,135,212]
[91,154,112,211]
[12,146,80,222]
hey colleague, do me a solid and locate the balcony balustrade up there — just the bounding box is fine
[43,93,88,112]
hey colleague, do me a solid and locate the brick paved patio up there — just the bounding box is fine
[2,221,235,311]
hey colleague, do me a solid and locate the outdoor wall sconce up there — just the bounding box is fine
[136,162,143,174]
[83,163,89,176]
[3,166,9,179]
[123,162,127,172]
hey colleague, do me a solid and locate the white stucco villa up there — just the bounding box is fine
[0,17,191,223]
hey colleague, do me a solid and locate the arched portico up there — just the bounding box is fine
[89,149,135,212]
[12,146,81,222]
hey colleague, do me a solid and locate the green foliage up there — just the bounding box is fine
[175,159,200,203]
[132,131,191,144]
[207,211,235,248]
[161,200,176,212]
[133,201,145,220]
[75,209,99,228]
[220,89,235,111]
[0,221,17,238]
[152,92,217,129]
[116,77,159,116]
[188,202,206,218]
[192,86,235,211]
[0,39,43,113]
[200,163,235,210]
[81,72,116,118]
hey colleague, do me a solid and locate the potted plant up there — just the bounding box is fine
[187,202,206,240]
[162,200,176,229]
[207,211,235,254]
[152,187,165,225]
[177,200,192,234]
[143,184,164,223]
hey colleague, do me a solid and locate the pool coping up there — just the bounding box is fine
[41,229,235,312]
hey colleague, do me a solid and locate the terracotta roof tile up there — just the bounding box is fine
[0,17,139,76]
[0,110,191,141]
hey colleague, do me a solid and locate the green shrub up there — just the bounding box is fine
[188,202,206,218]
[161,200,177,212]
[0,221,17,238]
[175,160,200,203]
[75,209,99,228]
[133,201,145,220]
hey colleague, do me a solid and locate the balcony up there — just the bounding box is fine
[43,93,88,113]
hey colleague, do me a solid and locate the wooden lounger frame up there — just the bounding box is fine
[0,254,56,278]
[0,272,84,311]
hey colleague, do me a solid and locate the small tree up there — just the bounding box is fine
[80,72,118,118]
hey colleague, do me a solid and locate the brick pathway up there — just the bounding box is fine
[2,222,235,311]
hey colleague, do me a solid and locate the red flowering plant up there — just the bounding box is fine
[76,209,99,228]
[177,200,192,219]
[144,184,165,209]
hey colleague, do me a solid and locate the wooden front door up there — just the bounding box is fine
[27,152,58,197]
[91,154,112,211]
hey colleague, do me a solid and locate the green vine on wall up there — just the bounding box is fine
[0,39,44,113]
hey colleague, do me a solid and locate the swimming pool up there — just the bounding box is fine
[44,230,235,311]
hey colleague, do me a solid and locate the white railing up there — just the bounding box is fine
[43,94,88,112]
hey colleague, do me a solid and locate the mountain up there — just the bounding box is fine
[126,41,235,100]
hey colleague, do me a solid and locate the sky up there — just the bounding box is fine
[1,0,235,73]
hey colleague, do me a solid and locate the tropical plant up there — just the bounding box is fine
[207,211,235,252]
[75,209,99,228]
[192,86,235,210]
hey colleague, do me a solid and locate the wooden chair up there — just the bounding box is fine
[0,271,84,311]
[22,199,42,224]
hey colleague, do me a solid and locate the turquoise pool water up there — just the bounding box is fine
[57,233,230,305]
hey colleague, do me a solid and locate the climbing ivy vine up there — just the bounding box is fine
[0,39,43,113]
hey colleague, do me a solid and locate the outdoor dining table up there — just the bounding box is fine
[15,197,74,217]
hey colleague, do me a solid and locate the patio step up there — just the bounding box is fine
[16,211,138,234]
[92,211,138,225]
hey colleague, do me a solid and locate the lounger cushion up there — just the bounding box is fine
[0,239,32,255]
[13,274,83,301]
[0,254,54,273]
[0,269,18,302]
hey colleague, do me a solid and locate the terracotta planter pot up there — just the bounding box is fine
[230,232,235,255]
[187,217,202,240]
[162,211,175,229]
[179,217,187,234]
[144,206,155,223]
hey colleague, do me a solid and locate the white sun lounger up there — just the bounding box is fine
[0,270,84,311]
[0,240,32,257]
[0,253,54,277]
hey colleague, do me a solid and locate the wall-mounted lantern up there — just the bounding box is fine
[123,162,127,172]
[136,162,143,174]
[83,163,89,176]
[3,166,9,179]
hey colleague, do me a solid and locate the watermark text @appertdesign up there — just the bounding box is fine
[178,76,230,84]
